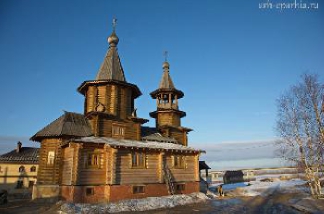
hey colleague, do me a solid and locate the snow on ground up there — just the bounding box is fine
[210,174,308,197]
[58,174,311,213]
[59,192,209,214]
[239,178,307,196]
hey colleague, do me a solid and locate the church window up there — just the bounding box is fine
[47,151,55,165]
[87,153,101,168]
[112,125,125,138]
[132,151,146,168]
[174,155,185,169]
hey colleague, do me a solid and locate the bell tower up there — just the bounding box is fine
[149,59,192,146]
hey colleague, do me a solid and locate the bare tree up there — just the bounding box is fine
[276,74,324,197]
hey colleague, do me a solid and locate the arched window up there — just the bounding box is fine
[19,166,25,173]
[30,166,36,172]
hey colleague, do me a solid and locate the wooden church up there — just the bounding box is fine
[31,21,204,203]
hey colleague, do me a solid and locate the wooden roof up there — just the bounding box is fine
[157,124,193,132]
[159,65,175,89]
[150,61,184,98]
[199,161,211,170]
[141,126,178,143]
[70,136,205,153]
[30,111,93,141]
[96,31,126,82]
[77,30,142,98]
[224,170,244,176]
[0,147,39,164]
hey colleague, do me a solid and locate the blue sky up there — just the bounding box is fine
[0,0,323,169]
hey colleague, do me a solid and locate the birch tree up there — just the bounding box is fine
[276,74,324,197]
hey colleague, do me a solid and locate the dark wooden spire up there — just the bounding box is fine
[150,61,184,99]
[96,28,126,82]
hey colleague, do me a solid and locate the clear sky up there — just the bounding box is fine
[0,0,323,169]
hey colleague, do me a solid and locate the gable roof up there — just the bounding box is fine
[96,31,126,82]
[30,112,93,141]
[0,147,39,164]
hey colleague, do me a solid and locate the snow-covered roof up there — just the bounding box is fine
[71,136,205,153]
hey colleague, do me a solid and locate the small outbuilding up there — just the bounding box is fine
[223,170,244,184]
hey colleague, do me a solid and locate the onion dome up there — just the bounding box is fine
[108,31,119,46]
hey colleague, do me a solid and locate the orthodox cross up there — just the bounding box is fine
[163,50,168,62]
[112,17,117,32]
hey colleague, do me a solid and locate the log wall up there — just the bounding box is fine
[37,138,63,185]
[76,144,106,185]
[112,149,161,185]
[165,153,199,182]
[88,118,141,141]
[60,143,199,200]
[61,147,74,185]
[85,84,133,119]
[157,113,180,127]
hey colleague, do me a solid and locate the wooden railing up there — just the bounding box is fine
[164,165,174,195]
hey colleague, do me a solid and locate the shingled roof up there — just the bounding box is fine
[159,62,175,89]
[96,31,126,82]
[30,112,93,141]
[0,147,39,164]
[150,61,184,98]
[141,126,178,143]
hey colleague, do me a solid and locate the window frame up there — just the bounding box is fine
[86,187,94,196]
[86,152,102,169]
[175,183,186,193]
[112,125,125,138]
[132,185,145,194]
[47,151,55,166]
[173,155,185,169]
[18,166,25,173]
[131,151,146,168]
[30,166,36,172]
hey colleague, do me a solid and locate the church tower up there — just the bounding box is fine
[149,59,192,146]
[77,20,148,139]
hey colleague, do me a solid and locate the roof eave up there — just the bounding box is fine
[150,88,184,99]
[78,80,142,98]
